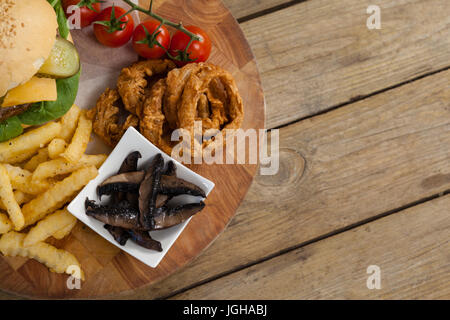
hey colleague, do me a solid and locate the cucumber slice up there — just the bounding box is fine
[38,37,80,79]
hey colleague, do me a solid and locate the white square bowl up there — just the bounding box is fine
[68,127,215,268]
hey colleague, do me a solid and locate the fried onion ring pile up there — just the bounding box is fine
[89,59,244,156]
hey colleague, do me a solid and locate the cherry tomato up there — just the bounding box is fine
[63,0,101,28]
[132,20,171,59]
[93,6,134,48]
[169,26,212,67]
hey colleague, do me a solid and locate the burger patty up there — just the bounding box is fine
[0,104,31,123]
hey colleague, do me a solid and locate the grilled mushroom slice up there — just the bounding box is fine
[159,175,206,198]
[119,151,141,173]
[97,171,145,199]
[104,224,131,246]
[115,151,142,203]
[139,154,164,229]
[128,230,162,252]
[156,194,171,208]
[151,201,205,230]
[164,161,177,176]
[126,193,139,209]
[85,199,149,230]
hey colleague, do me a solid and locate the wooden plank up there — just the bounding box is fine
[241,0,450,128]
[223,0,292,19]
[122,69,450,299]
[139,0,292,21]
[173,195,450,299]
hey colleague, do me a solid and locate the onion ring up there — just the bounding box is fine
[139,79,172,154]
[163,63,203,129]
[117,59,176,116]
[176,63,244,151]
[87,89,139,147]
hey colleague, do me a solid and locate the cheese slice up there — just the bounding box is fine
[2,77,57,108]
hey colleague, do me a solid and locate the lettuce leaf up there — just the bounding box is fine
[0,117,24,142]
[48,0,70,39]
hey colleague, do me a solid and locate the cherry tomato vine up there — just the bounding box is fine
[119,0,203,62]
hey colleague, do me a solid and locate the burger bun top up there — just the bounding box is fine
[0,0,58,97]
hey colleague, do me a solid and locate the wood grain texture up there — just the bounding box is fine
[143,0,292,20]
[223,0,292,19]
[173,194,450,299]
[241,0,450,128]
[0,0,264,299]
[120,69,450,299]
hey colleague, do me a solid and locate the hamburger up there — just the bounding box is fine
[0,0,80,142]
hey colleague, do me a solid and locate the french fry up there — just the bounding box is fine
[0,191,33,211]
[23,148,49,171]
[0,213,12,234]
[0,104,108,279]
[0,122,61,163]
[22,166,98,228]
[15,191,34,204]
[0,164,24,230]
[6,149,38,165]
[52,218,77,240]
[59,104,81,142]
[61,112,92,163]
[23,209,77,247]
[48,138,68,159]
[32,154,107,182]
[0,231,84,280]
[3,164,51,195]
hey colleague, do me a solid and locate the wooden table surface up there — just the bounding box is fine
[1,0,449,300]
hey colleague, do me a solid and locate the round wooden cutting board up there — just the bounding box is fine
[0,0,265,299]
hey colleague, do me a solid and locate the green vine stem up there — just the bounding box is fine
[120,0,200,42]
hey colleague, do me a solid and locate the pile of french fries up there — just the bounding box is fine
[0,105,107,280]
